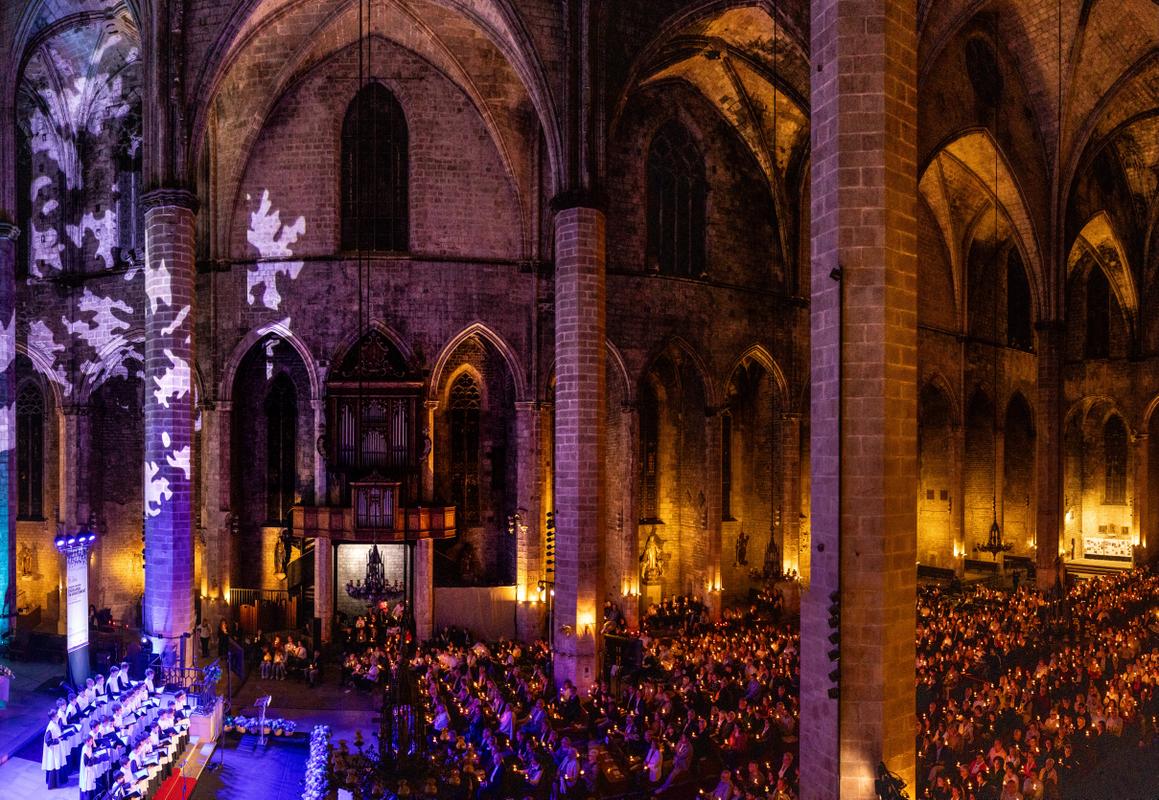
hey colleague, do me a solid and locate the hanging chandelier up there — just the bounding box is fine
[345,543,404,605]
[975,10,1012,564]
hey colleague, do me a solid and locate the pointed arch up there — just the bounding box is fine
[220,320,320,405]
[727,344,790,410]
[428,322,527,404]
[75,328,146,405]
[638,336,719,411]
[920,372,962,427]
[1066,211,1139,339]
[1063,395,1134,438]
[327,320,417,379]
[17,341,64,411]
[921,129,1045,320]
[606,339,634,408]
[1005,390,1036,437]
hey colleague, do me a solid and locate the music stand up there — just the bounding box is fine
[255,694,272,746]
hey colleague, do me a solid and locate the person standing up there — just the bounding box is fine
[198,619,211,659]
[43,708,64,788]
[217,619,229,659]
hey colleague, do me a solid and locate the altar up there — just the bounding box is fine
[1082,535,1135,562]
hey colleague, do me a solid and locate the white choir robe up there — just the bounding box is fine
[79,746,101,792]
[42,719,64,772]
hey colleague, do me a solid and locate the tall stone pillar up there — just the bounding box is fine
[952,422,966,575]
[804,1,918,797]
[0,223,17,637]
[551,203,605,692]
[1133,433,1149,556]
[514,401,546,641]
[704,410,723,621]
[413,537,434,642]
[993,424,1005,570]
[199,404,231,614]
[1035,321,1064,588]
[142,189,197,663]
[621,403,640,630]
[59,406,92,532]
[422,401,437,502]
[781,413,802,575]
[314,532,333,644]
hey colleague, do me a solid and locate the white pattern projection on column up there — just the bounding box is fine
[142,193,196,659]
[0,224,17,637]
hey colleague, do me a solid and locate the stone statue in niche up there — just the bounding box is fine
[18,543,36,579]
[420,425,432,461]
[640,528,666,585]
[735,529,749,567]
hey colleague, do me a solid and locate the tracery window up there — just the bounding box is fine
[17,383,43,519]
[449,373,481,526]
[265,375,297,523]
[341,83,409,252]
[1006,256,1032,351]
[640,386,660,521]
[1103,415,1127,505]
[647,122,706,278]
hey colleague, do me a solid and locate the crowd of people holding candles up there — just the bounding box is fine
[46,566,1157,799]
[41,661,194,799]
[324,567,1159,800]
[915,568,1159,799]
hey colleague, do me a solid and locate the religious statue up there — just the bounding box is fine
[420,425,433,461]
[735,529,749,566]
[640,528,665,584]
[18,543,35,580]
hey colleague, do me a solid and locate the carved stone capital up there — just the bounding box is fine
[142,187,199,212]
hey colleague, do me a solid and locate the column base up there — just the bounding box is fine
[413,539,435,644]
[553,633,598,693]
[516,602,546,643]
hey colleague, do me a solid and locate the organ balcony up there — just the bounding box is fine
[291,477,456,543]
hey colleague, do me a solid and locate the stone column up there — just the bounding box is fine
[199,404,231,611]
[804,1,918,797]
[413,537,434,642]
[621,403,640,630]
[58,406,92,533]
[781,413,802,575]
[1133,433,1149,556]
[704,410,723,621]
[0,223,16,638]
[551,203,605,692]
[514,401,545,641]
[142,189,197,663]
[1035,321,1064,588]
[314,532,333,644]
[422,401,437,502]
[994,423,1005,571]
[952,422,966,576]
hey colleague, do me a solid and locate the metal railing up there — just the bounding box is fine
[148,656,221,714]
